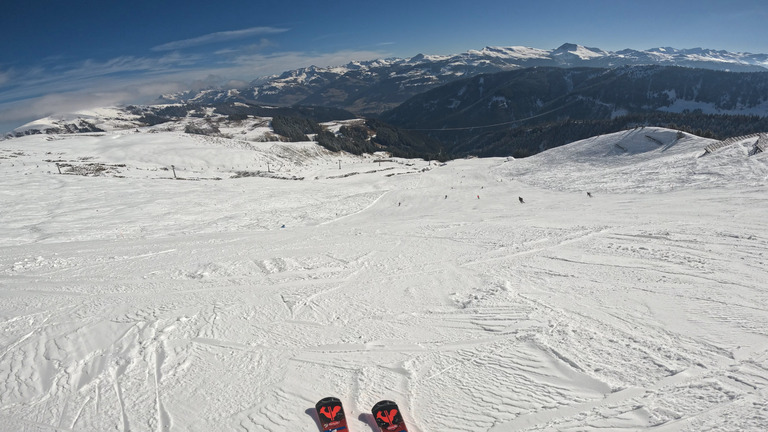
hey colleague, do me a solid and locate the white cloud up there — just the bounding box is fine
[152,27,289,52]
[0,79,186,131]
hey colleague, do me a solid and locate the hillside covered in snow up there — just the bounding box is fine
[1,126,767,431]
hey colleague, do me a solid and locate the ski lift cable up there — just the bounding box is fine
[402,69,622,132]
[402,99,581,132]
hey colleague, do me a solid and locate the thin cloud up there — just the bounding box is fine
[214,38,276,56]
[152,26,289,51]
[0,53,201,104]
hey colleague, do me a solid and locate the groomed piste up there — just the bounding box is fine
[1,124,767,431]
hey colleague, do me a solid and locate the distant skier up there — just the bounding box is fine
[519,197,525,204]
[587,192,593,198]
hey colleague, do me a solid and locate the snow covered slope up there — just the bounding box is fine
[10,107,146,135]
[1,127,766,431]
[501,127,768,193]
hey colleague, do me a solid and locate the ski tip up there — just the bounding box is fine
[372,399,397,410]
[316,396,342,408]
[372,400,408,432]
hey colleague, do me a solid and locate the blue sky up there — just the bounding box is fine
[2,0,768,133]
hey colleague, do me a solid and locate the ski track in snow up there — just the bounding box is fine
[0,128,767,431]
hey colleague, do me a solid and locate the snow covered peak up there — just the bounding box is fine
[470,46,550,60]
[553,43,608,60]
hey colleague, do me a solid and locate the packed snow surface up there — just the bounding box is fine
[1,127,767,431]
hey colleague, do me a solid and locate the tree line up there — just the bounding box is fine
[271,115,446,160]
[425,112,768,158]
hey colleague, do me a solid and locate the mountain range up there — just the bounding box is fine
[9,43,768,159]
[382,65,768,128]
[159,43,768,115]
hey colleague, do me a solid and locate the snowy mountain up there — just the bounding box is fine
[6,105,354,139]
[159,43,768,115]
[4,103,444,160]
[1,125,767,431]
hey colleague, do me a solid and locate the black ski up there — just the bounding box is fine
[315,397,348,432]
[372,400,408,432]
